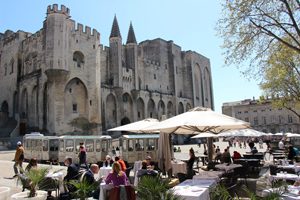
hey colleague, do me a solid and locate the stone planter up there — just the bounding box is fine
[11,190,47,200]
[0,187,10,200]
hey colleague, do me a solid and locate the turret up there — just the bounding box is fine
[125,22,138,88]
[109,15,122,87]
[44,4,71,70]
[126,22,137,44]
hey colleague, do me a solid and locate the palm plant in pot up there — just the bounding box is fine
[68,179,98,200]
[13,167,50,199]
[136,176,182,200]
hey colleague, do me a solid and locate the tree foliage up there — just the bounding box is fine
[260,41,300,118]
[217,0,300,76]
[217,0,300,118]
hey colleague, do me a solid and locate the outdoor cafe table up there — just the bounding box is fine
[133,161,142,176]
[171,160,187,175]
[277,165,300,173]
[171,179,214,200]
[215,163,242,173]
[99,182,114,200]
[193,171,224,182]
[262,185,300,200]
[271,173,299,181]
[99,167,112,178]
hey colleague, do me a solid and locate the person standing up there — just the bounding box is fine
[78,145,88,169]
[13,141,24,176]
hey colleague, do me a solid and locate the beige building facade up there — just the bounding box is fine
[0,4,214,137]
[222,98,300,134]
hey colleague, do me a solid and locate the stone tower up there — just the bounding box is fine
[109,16,122,87]
[125,22,138,89]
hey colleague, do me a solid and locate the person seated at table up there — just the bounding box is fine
[232,151,241,161]
[214,148,222,163]
[115,156,127,172]
[288,145,296,160]
[103,155,114,167]
[105,161,129,186]
[137,160,158,178]
[145,156,155,170]
[221,148,231,164]
[25,158,37,172]
[63,157,79,195]
[251,146,258,154]
[278,139,285,150]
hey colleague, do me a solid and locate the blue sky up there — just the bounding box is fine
[0,1,262,113]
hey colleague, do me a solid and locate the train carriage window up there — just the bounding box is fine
[60,139,64,152]
[75,139,84,152]
[101,140,107,152]
[128,139,134,151]
[122,139,127,152]
[96,140,101,152]
[50,139,59,151]
[86,139,94,152]
[43,140,48,151]
[66,139,74,152]
[25,140,30,150]
[32,140,37,151]
[135,139,144,151]
[147,139,155,150]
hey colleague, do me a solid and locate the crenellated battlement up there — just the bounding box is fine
[47,4,70,17]
[70,22,100,39]
[23,29,44,45]
[1,30,29,46]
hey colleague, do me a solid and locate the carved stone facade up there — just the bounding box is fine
[222,98,300,133]
[0,4,214,136]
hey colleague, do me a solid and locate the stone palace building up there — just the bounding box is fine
[0,4,214,137]
[222,98,300,134]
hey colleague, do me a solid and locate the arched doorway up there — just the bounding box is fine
[167,101,175,117]
[1,101,8,113]
[147,99,157,118]
[105,94,117,129]
[137,98,145,120]
[122,93,133,122]
[121,117,130,126]
[178,102,184,114]
[157,100,165,120]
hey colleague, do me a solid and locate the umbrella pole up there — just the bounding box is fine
[207,137,213,162]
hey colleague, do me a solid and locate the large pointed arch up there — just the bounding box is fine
[157,100,166,120]
[203,67,212,107]
[64,78,88,119]
[147,99,157,118]
[122,93,133,122]
[137,97,145,120]
[178,102,184,114]
[167,101,175,118]
[1,101,8,113]
[105,93,117,129]
[194,63,204,107]
[30,86,38,127]
[21,88,28,119]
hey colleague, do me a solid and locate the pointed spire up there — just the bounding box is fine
[110,15,122,38]
[126,22,137,44]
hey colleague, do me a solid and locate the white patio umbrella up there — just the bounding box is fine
[107,118,159,133]
[140,107,250,168]
[142,107,250,134]
[286,132,300,138]
[191,132,218,138]
[218,128,265,138]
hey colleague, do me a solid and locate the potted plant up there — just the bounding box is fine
[136,176,182,200]
[11,167,50,200]
[68,179,98,200]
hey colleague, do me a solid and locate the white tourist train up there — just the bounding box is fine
[23,133,112,164]
[23,133,160,165]
[112,134,160,164]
